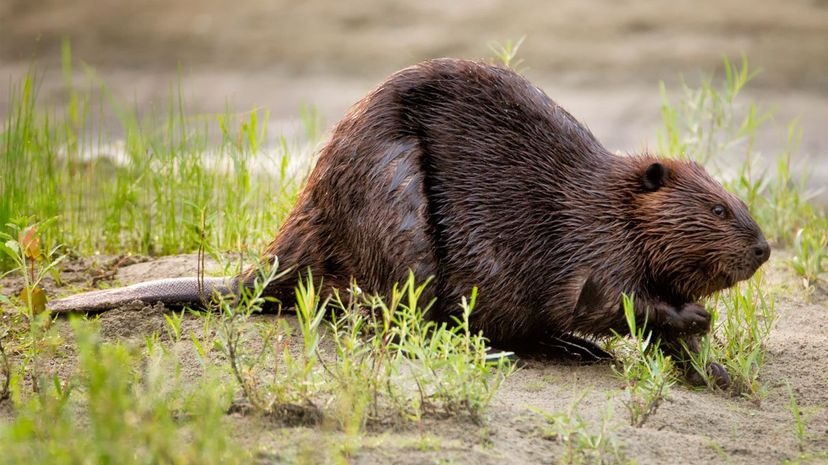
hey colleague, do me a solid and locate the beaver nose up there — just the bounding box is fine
[751,240,770,265]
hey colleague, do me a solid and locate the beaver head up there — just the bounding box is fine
[630,158,770,301]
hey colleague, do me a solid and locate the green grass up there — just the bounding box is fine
[0,319,246,465]
[787,383,808,452]
[609,294,676,427]
[531,393,628,465]
[0,226,514,463]
[488,36,527,72]
[1,48,312,271]
[681,275,777,402]
[210,266,514,429]
[790,223,828,291]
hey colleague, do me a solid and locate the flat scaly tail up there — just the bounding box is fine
[47,277,236,313]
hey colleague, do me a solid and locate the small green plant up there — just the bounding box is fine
[414,287,514,421]
[657,55,761,167]
[783,381,825,464]
[326,274,514,427]
[0,220,66,393]
[786,383,809,452]
[611,294,676,427]
[163,309,186,342]
[322,288,386,432]
[0,220,65,314]
[753,122,823,245]
[213,261,326,420]
[532,394,626,465]
[684,276,776,402]
[790,225,827,290]
[212,266,512,429]
[368,276,515,423]
[488,36,527,72]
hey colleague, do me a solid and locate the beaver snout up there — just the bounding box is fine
[749,239,771,266]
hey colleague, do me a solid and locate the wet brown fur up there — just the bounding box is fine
[250,58,769,352]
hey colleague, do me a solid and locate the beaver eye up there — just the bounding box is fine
[712,204,726,217]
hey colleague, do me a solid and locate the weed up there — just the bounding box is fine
[210,267,512,429]
[684,276,776,402]
[324,283,392,432]
[790,225,828,290]
[787,383,809,452]
[0,220,66,393]
[213,261,326,420]
[376,278,514,423]
[532,394,626,465]
[326,275,514,426]
[611,294,676,427]
[488,36,527,72]
[164,309,186,342]
[706,438,735,465]
[658,55,762,167]
[0,220,65,314]
[755,123,824,245]
[0,329,10,403]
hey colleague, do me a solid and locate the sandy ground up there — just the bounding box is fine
[1,0,827,207]
[1,253,825,464]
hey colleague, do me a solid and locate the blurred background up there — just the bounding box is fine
[1,0,826,206]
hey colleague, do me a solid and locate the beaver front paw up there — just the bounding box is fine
[659,302,711,336]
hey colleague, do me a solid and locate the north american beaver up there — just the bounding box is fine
[49,59,770,384]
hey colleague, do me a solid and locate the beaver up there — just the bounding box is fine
[49,58,770,384]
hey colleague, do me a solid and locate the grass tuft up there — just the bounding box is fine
[208,266,513,429]
[0,318,245,465]
[610,294,676,427]
[532,393,627,465]
[682,276,776,402]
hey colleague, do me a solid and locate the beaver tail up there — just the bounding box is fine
[47,277,236,313]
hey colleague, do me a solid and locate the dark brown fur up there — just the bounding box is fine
[250,58,769,357]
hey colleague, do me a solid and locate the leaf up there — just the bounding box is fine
[3,240,19,255]
[49,266,63,287]
[0,294,11,306]
[19,227,42,261]
[20,286,47,315]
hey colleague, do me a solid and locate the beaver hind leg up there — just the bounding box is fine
[661,335,732,390]
[514,333,613,364]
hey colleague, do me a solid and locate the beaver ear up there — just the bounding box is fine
[641,162,670,191]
